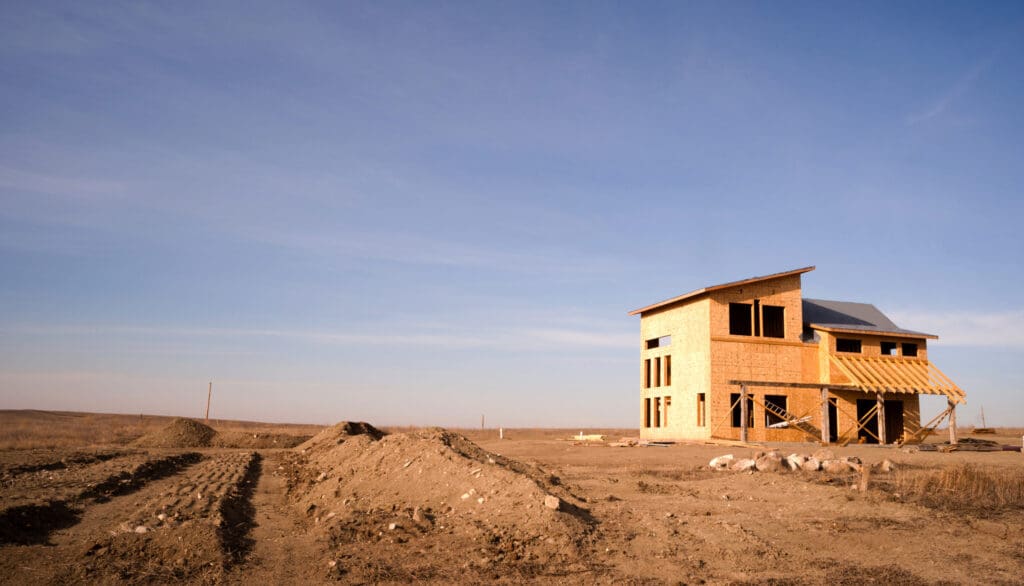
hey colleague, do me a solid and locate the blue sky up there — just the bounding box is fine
[1,1,1022,427]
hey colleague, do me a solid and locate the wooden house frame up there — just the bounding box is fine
[629,267,964,445]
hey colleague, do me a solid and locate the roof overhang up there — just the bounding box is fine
[629,266,815,316]
[810,324,938,340]
[829,354,965,404]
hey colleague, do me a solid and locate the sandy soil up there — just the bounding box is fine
[1,422,1021,584]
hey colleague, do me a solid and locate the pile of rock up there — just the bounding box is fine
[709,449,894,475]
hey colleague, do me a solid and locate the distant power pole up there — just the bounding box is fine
[481,414,485,430]
[205,382,212,421]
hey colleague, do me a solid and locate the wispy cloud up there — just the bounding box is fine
[0,165,127,199]
[889,309,1024,348]
[906,50,1000,125]
[0,322,634,351]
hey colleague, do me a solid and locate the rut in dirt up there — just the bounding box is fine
[0,452,201,545]
[218,452,262,567]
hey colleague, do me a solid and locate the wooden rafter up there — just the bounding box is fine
[828,354,965,403]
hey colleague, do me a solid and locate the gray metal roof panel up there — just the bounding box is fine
[802,298,935,337]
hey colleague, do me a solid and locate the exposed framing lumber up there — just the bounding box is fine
[748,395,821,442]
[898,406,953,446]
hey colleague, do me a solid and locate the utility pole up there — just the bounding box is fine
[481,414,484,431]
[205,381,212,422]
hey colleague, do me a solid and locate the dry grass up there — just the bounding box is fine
[0,410,325,450]
[891,463,1024,513]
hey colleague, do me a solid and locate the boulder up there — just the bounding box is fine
[785,454,806,471]
[821,459,849,474]
[842,457,862,472]
[755,454,783,473]
[731,458,756,472]
[812,448,836,461]
[801,457,821,472]
[544,495,562,510]
[709,454,735,470]
[878,459,895,473]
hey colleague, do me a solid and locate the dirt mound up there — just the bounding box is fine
[296,420,384,452]
[134,418,217,448]
[286,426,595,581]
[212,432,310,449]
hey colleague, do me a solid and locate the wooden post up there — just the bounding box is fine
[820,388,830,445]
[205,381,212,422]
[876,393,886,445]
[740,384,748,443]
[948,400,958,445]
[481,414,485,431]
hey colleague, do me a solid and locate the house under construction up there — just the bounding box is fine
[629,266,964,445]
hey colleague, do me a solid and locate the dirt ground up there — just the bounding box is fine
[1,417,1022,585]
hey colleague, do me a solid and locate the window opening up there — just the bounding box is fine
[753,299,761,336]
[764,395,788,426]
[645,335,671,349]
[653,398,661,428]
[697,393,706,427]
[836,338,862,353]
[663,396,671,426]
[729,303,752,336]
[902,343,918,357]
[664,355,671,386]
[881,341,897,356]
[644,398,651,427]
[730,393,754,428]
[654,357,661,387]
[762,305,785,338]
[644,359,651,388]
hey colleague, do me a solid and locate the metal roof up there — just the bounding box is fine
[802,298,936,339]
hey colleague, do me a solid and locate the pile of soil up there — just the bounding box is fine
[297,420,384,452]
[134,418,217,448]
[287,424,595,582]
[212,432,310,449]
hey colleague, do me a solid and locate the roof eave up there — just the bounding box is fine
[809,324,939,340]
[628,265,815,316]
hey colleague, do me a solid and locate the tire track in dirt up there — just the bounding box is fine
[222,452,328,584]
[0,452,201,545]
[66,451,262,583]
[0,451,263,584]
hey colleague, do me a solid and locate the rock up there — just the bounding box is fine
[755,454,782,473]
[461,493,471,500]
[821,459,848,474]
[316,472,327,482]
[156,513,166,521]
[412,507,425,523]
[801,457,821,472]
[544,495,562,510]
[133,525,148,534]
[388,522,400,531]
[878,459,895,473]
[812,449,835,461]
[730,458,756,472]
[842,458,862,472]
[709,454,734,469]
[785,454,806,470]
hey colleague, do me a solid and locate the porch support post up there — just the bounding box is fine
[740,384,748,443]
[948,399,958,445]
[820,387,830,445]
[876,392,887,445]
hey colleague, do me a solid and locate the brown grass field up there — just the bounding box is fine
[1,410,1022,584]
